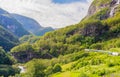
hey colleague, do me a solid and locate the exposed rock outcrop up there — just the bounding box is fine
[87,1,110,17]
[109,0,120,17]
[12,51,36,63]
[81,21,109,37]
[87,0,120,18]
[12,51,53,63]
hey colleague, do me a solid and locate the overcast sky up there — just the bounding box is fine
[0,0,93,28]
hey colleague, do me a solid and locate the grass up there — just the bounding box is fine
[92,0,111,7]
[56,65,120,77]
[50,52,120,77]
[105,71,120,77]
[62,61,76,71]
[110,48,120,52]
[50,71,80,77]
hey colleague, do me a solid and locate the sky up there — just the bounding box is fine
[0,0,93,28]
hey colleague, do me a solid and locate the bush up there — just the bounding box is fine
[0,47,13,65]
[90,43,103,50]
[0,65,20,77]
[90,58,102,65]
[53,64,62,73]
[79,72,88,77]
[92,69,107,76]
[107,62,115,67]
[45,66,53,76]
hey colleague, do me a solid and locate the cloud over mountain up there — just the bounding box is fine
[0,0,92,28]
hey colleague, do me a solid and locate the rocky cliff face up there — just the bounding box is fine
[81,21,109,37]
[87,0,120,18]
[81,0,120,38]
[12,50,53,63]
[12,51,36,63]
[87,0,110,17]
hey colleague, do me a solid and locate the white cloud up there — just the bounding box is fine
[0,0,93,28]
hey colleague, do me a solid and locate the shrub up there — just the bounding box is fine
[90,43,103,50]
[0,65,20,77]
[79,72,88,77]
[45,66,53,75]
[53,64,62,73]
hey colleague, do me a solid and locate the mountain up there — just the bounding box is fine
[0,26,19,51]
[34,27,54,36]
[11,0,120,62]
[12,14,54,36]
[10,0,120,77]
[0,8,30,37]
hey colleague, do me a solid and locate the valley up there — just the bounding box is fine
[1,0,120,77]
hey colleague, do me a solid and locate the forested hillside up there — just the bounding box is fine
[0,26,19,51]
[0,8,30,37]
[1,0,120,77]
[0,47,20,77]
[11,0,120,62]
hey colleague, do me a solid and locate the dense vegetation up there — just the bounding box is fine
[0,8,30,37]
[0,26,19,51]
[10,0,120,76]
[0,47,20,77]
[1,0,120,77]
[16,49,120,77]
[10,11,120,62]
[92,0,111,6]
[19,35,40,44]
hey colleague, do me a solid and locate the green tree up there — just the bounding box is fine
[53,64,62,73]
[0,47,13,65]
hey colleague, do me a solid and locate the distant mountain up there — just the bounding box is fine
[34,27,54,36]
[12,14,54,36]
[0,8,30,37]
[0,26,19,51]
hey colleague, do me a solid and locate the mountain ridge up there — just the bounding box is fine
[10,0,120,62]
[12,14,54,36]
[0,8,30,37]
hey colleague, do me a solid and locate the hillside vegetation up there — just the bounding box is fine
[0,47,20,77]
[0,8,30,37]
[2,0,120,77]
[0,26,19,51]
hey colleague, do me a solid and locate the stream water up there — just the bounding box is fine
[18,66,26,73]
[116,0,120,4]
[110,0,120,17]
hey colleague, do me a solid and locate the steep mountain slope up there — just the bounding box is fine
[0,8,30,37]
[0,26,19,51]
[10,0,120,77]
[12,14,54,36]
[11,0,120,62]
